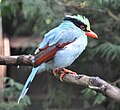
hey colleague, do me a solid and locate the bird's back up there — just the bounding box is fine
[37,21,87,50]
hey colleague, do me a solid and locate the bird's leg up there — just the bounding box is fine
[53,68,77,81]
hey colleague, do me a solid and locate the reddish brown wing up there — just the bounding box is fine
[34,42,72,67]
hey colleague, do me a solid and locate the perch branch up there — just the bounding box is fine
[61,74,120,103]
[0,55,33,66]
[0,55,120,102]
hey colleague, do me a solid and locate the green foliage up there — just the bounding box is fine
[0,77,31,110]
[81,88,97,97]
[26,0,64,35]
[0,102,26,110]
[81,88,106,105]
[81,86,120,110]
[94,93,106,105]
[0,0,64,35]
[0,0,120,109]
[91,43,120,61]
[0,0,21,17]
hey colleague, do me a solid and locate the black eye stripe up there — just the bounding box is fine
[64,17,88,31]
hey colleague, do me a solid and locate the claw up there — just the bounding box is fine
[53,68,63,77]
[53,71,57,77]
[53,68,77,81]
[60,72,65,81]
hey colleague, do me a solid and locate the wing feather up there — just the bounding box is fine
[38,28,78,49]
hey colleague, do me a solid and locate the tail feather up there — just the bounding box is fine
[17,66,39,104]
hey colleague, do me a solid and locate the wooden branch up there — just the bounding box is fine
[107,9,120,21]
[61,74,120,102]
[0,55,33,66]
[55,0,106,13]
[55,0,120,21]
[0,55,120,102]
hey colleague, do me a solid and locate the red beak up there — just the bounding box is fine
[85,30,98,39]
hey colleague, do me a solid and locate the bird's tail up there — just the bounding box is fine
[17,66,39,104]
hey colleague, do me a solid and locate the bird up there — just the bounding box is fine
[17,14,98,103]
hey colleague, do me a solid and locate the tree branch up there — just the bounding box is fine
[61,74,120,102]
[55,0,106,13]
[0,55,120,103]
[0,55,33,66]
[55,0,120,21]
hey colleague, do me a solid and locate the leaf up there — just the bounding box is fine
[2,77,31,109]
[93,93,106,104]
[81,88,97,98]
[14,82,23,90]
[91,43,120,61]
[4,77,15,87]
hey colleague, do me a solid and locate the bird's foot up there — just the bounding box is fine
[53,68,63,77]
[53,68,77,81]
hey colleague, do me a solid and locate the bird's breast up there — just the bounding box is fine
[53,36,87,68]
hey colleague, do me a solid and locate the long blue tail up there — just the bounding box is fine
[17,66,39,103]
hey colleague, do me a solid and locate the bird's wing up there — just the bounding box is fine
[34,27,79,67]
[35,27,78,54]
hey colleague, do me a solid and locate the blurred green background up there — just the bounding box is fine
[0,0,120,110]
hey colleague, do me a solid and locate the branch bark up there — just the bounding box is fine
[0,55,120,103]
[62,74,120,103]
[0,55,33,66]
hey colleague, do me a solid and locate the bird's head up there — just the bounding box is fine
[64,14,98,39]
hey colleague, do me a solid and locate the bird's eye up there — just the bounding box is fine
[80,25,86,31]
